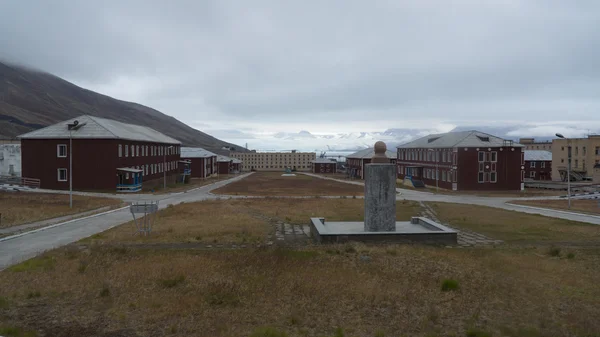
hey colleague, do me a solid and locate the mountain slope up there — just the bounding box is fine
[0,61,245,151]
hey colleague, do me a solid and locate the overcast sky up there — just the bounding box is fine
[2,1,600,150]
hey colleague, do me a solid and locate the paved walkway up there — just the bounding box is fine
[0,173,252,270]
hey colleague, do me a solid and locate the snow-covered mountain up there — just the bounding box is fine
[214,124,600,153]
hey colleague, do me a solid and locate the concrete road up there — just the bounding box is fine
[0,173,252,270]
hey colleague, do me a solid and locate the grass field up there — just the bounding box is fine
[429,202,600,244]
[95,199,423,245]
[0,244,598,337]
[212,172,364,196]
[396,182,566,198]
[143,175,236,194]
[0,192,122,229]
[510,199,600,215]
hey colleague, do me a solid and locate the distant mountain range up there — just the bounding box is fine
[0,61,246,152]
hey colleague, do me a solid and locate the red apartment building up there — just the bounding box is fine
[312,158,338,174]
[346,147,397,179]
[397,131,525,191]
[180,147,218,178]
[524,150,552,180]
[19,115,181,192]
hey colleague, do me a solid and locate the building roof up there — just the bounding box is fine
[18,115,181,144]
[231,158,242,164]
[217,155,233,162]
[117,167,143,173]
[397,130,524,149]
[524,150,552,161]
[312,158,336,164]
[180,147,217,158]
[346,147,396,159]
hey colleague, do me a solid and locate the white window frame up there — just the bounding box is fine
[541,162,546,168]
[491,151,497,162]
[57,168,67,181]
[118,144,122,157]
[57,144,67,158]
[478,151,484,162]
[136,145,140,157]
[490,171,497,183]
[125,145,129,157]
[530,171,536,178]
[131,145,135,157]
[478,171,484,183]
[530,161,536,168]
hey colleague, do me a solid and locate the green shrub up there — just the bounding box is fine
[374,331,385,337]
[99,285,110,297]
[205,280,241,306]
[333,327,345,337]
[26,291,41,299]
[344,245,357,254]
[159,275,186,288]
[77,260,88,273]
[8,256,55,272]
[249,327,288,337]
[441,279,459,292]
[548,247,561,257]
[0,296,10,309]
[567,253,575,259]
[0,326,38,337]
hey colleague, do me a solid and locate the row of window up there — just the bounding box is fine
[529,161,547,168]
[398,149,454,163]
[242,165,309,169]
[399,166,455,183]
[477,151,498,163]
[56,161,179,182]
[118,144,179,158]
[561,146,600,156]
[477,171,498,183]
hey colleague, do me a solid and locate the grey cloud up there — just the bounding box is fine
[2,0,600,129]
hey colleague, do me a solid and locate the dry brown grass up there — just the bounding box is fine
[430,202,600,244]
[144,175,236,194]
[96,199,423,245]
[212,172,364,196]
[0,192,122,229]
[396,183,566,197]
[0,245,599,337]
[511,199,600,215]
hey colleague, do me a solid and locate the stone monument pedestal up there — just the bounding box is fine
[364,163,396,232]
[308,141,457,245]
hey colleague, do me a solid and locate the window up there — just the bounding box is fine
[136,145,139,157]
[596,147,600,155]
[530,171,536,178]
[57,168,67,181]
[478,151,484,162]
[452,152,456,165]
[521,171,525,182]
[491,152,497,162]
[583,147,586,155]
[478,172,484,183]
[125,145,129,157]
[561,146,564,151]
[131,145,135,157]
[490,172,497,183]
[57,144,67,158]
[118,144,122,157]
[442,171,446,181]
[485,152,491,162]
[575,159,578,168]
[575,147,579,156]
[479,162,484,171]
[530,161,536,168]
[541,162,546,168]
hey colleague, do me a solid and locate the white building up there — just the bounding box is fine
[0,144,21,177]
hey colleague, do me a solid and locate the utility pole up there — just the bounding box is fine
[69,130,72,208]
[555,133,571,209]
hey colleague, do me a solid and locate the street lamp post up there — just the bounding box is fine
[555,133,571,209]
[66,120,85,208]
[428,148,439,192]
[164,145,174,190]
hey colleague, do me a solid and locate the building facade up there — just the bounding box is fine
[230,151,316,171]
[397,131,524,191]
[524,150,552,180]
[519,138,552,151]
[0,144,21,177]
[180,147,218,179]
[19,115,181,192]
[312,158,337,174]
[594,163,600,184]
[346,147,396,179]
[551,135,600,181]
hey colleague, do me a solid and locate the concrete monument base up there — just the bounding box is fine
[281,174,297,177]
[309,217,457,244]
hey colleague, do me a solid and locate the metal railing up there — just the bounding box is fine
[0,175,41,188]
[117,183,142,193]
